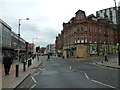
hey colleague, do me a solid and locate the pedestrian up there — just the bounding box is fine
[104,52,108,62]
[103,51,104,56]
[21,55,25,63]
[101,50,105,63]
[3,53,12,76]
[47,54,50,61]
[32,54,35,60]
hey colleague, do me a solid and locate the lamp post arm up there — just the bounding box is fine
[18,19,22,37]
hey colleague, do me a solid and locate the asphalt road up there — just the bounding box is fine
[16,56,119,89]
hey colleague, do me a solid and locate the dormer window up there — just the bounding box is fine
[81,15,84,19]
[77,14,85,20]
[75,10,86,20]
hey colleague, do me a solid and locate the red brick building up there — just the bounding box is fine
[40,47,46,55]
[28,43,34,55]
[55,10,119,58]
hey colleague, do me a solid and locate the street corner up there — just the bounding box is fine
[94,61,120,70]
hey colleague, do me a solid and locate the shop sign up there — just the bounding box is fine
[90,45,97,54]
[58,50,61,53]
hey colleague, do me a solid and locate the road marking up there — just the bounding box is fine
[33,72,40,76]
[69,66,72,69]
[80,71,84,73]
[39,68,42,71]
[31,76,37,84]
[30,84,36,89]
[91,79,116,89]
[84,72,89,80]
[71,67,118,89]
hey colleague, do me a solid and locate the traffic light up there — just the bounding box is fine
[36,46,40,52]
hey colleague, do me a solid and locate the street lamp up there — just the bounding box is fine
[32,38,37,44]
[31,38,37,54]
[18,18,29,62]
[113,0,120,65]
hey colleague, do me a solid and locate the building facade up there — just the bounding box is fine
[55,10,119,58]
[46,44,55,56]
[27,43,34,56]
[118,2,120,24]
[0,19,30,61]
[96,7,120,24]
[40,47,46,55]
[0,19,12,56]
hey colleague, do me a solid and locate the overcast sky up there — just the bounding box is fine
[0,0,119,47]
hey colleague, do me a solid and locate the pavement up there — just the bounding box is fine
[74,55,120,69]
[60,54,120,69]
[1,57,42,89]
[95,56,120,69]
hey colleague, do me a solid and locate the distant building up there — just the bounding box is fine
[40,47,46,55]
[118,2,120,23]
[28,43,34,55]
[96,7,118,24]
[46,44,55,55]
[118,1,120,8]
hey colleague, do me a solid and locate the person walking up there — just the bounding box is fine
[104,52,108,62]
[3,53,12,76]
[47,53,50,61]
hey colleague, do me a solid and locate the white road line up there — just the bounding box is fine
[91,79,116,89]
[70,68,117,89]
[31,76,37,84]
[39,68,42,71]
[70,66,71,69]
[84,72,89,80]
[33,72,39,76]
[80,71,84,73]
[30,84,36,89]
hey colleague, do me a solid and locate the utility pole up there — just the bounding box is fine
[113,0,120,65]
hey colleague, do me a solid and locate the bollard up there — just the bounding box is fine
[38,55,39,61]
[16,64,19,77]
[28,60,30,67]
[23,62,26,71]
[28,59,32,67]
[30,59,32,65]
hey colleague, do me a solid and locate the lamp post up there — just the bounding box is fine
[18,18,29,62]
[104,17,108,62]
[32,38,37,45]
[113,0,120,65]
[31,38,37,55]
[16,18,29,77]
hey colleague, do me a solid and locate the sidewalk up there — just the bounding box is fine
[95,57,120,69]
[67,55,120,69]
[1,57,42,89]
[55,55,120,69]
